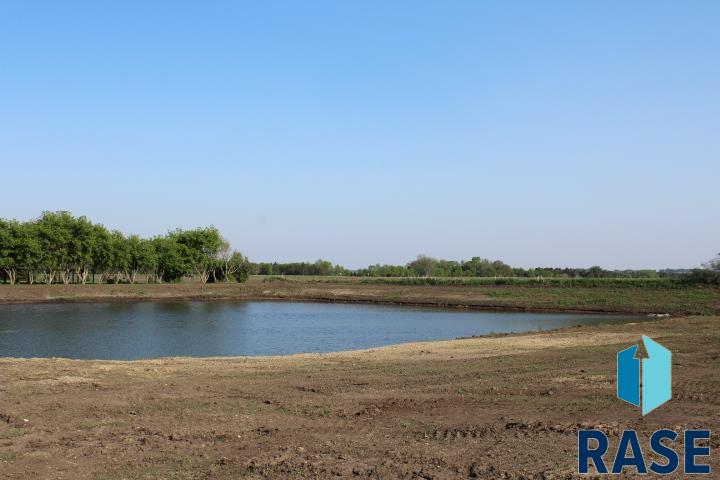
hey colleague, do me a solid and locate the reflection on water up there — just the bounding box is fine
[0,301,637,360]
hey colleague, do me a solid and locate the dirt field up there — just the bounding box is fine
[1,279,718,315]
[1,315,718,479]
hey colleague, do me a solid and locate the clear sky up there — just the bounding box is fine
[1,1,718,270]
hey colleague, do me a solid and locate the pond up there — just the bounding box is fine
[0,301,636,359]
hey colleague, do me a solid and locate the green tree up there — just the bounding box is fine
[36,211,75,284]
[13,221,40,284]
[153,236,191,283]
[126,236,158,284]
[231,256,252,282]
[214,240,248,282]
[68,215,96,284]
[585,266,607,278]
[108,230,130,284]
[171,227,223,283]
[0,219,21,284]
[91,224,113,284]
[313,259,333,276]
[0,212,249,284]
[408,254,438,277]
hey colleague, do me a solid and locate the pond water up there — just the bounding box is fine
[0,301,636,359]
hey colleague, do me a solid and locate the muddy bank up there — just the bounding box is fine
[1,280,717,315]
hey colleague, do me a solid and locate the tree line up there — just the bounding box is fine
[358,255,515,277]
[249,255,692,279]
[255,254,720,284]
[254,260,348,276]
[0,211,249,285]
[2,212,718,286]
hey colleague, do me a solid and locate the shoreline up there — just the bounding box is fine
[3,279,716,315]
[0,292,636,315]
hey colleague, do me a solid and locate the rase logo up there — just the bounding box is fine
[578,337,712,475]
[617,335,672,415]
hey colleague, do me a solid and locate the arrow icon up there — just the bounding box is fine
[617,336,672,415]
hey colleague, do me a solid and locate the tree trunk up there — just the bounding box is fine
[43,269,56,284]
[76,268,89,284]
[222,265,233,282]
[156,271,164,284]
[225,264,240,282]
[28,269,34,285]
[3,268,16,285]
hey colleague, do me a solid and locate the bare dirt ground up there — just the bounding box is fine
[1,316,718,479]
[0,281,498,307]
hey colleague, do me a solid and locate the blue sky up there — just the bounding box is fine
[1,1,718,269]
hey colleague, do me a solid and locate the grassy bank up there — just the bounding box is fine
[1,315,718,478]
[254,274,685,287]
[358,276,681,287]
[1,276,719,315]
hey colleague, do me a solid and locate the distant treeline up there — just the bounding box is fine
[357,277,683,288]
[254,260,347,276]
[354,256,677,279]
[0,212,250,285]
[251,254,720,285]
